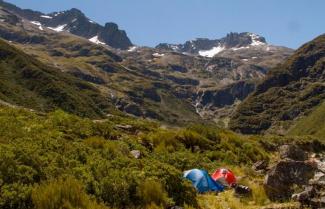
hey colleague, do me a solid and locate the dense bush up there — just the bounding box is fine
[136,179,171,207]
[32,176,108,209]
[1,107,322,208]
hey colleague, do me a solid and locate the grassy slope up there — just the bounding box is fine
[229,34,325,134]
[0,38,113,118]
[8,32,203,125]
[288,102,325,138]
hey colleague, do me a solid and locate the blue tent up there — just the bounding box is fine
[183,169,224,193]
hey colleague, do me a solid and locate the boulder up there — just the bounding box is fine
[291,186,316,203]
[290,155,325,208]
[169,207,183,209]
[279,145,308,161]
[317,159,325,173]
[252,160,268,171]
[310,172,325,185]
[264,160,316,201]
[234,184,252,197]
[116,124,134,131]
[130,150,141,159]
[124,103,143,116]
[310,196,325,208]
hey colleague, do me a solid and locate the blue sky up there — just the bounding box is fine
[6,0,325,49]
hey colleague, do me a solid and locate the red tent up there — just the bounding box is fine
[211,168,236,187]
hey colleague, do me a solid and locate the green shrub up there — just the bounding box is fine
[137,179,171,207]
[148,130,182,152]
[32,176,106,209]
[186,124,221,143]
[84,137,107,149]
[142,161,198,208]
[1,106,321,209]
[97,171,138,208]
[176,130,213,151]
[46,110,95,139]
[0,183,32,209]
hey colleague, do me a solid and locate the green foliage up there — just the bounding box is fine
[0,183,32,209]
[32,176,108,209]
[0,107,321,208]
[177,130,213,150]
[136,179,171,207]
[96,170,138,208]
[187,124,221,143]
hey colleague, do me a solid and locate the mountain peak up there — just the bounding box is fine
[105,22,119,30]
[224,32,267,47]
[156,32,269,57]
[0,1,133,49]
[68,8,83,14]
[49,7,85,19]
[100,22,132,49]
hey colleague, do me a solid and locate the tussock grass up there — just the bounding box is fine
[288,102,325,138]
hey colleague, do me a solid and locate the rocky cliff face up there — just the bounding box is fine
[0,1,133,49]
[196,81,256,108]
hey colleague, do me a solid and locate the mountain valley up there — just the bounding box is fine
[0,1,324,209]
[0,0,295,126]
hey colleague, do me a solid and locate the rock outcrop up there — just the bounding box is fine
[252,160,268,172]
[264,145,325,207]
[279,144,308,161]
[264,160,315,201]
[196,80,256,108]
[291,155,325,208]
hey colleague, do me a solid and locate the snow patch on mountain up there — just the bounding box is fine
[48,24,67,32]
[249,33,266,46]
[89,36,106,45]
[199,45,225,57]
[232,46,250,51]
[153,53,165,57]
[171,45,180,51]
[128,46,138,52]
[40,15,52,19]
[53,12,64,17]
[30,21,43,30]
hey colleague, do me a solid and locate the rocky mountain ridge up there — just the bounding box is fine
[0,0,133,49]
[156,32,291,58]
